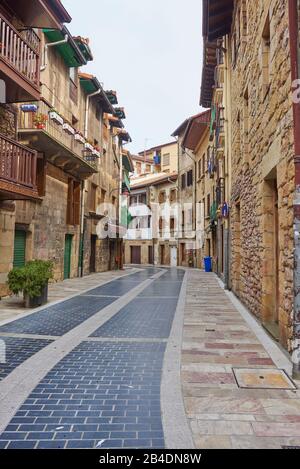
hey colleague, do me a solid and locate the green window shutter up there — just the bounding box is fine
[13,230,26,268]
[64,235,73,280]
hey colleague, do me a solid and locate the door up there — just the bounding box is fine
[90,235,97,273]
[13,230,26,268]
[131,246,141,264]
[64,234,73,279]
[148,246,154,264]
[160,245,165,265]
[170,246,177,267]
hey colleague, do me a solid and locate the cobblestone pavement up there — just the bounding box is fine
[0,267,184,449]
[182,270,300,449]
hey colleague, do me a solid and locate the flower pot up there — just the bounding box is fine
[35,123,46,130]
[24,283,48,308]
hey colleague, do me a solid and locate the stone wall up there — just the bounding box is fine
[15,166,80,282]
[229,0,294,350]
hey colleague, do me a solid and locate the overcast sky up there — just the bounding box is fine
[62,0,204,153]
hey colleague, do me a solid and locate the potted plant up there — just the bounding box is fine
[33,113,48,129]
[7,260,53,308]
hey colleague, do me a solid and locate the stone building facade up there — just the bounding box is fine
[201,0,296,352]
[0,3,131,295]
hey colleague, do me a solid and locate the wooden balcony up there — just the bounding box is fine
[0,133,39,200]
[0,13,41,103]
[18,101,98,179]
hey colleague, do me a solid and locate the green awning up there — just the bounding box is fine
[122,172,131,192]
[115,108,126,119]
[43,28,87,68]
[79,77,98,94]
[122,154,132,172]
[106,91,118,105]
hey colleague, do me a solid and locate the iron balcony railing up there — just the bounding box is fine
[0,13,40,87]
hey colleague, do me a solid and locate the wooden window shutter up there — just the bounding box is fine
[73,181,81,226]
[36,154,46,197]
[67,178,74,225]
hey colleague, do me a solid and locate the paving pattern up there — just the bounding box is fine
[90,298,179,339]
[0,271,155,337]
[0,267,185,449]
[0,342,166,449]
[182,270,300,450]
[0,336,53,381]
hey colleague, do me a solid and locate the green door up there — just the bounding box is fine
[64,234,72,279]
[13,230,26,268]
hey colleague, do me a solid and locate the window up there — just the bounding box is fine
[36,154,46,196]
[146,164,151,173]
[207,194,211,217]
[159,191,166,204]
[89,183,97,212]
[163,153,170,166]
[170,189,177,203]
[198,160,202,179]
[100,189,106,204]
[202,154,206,175]
[130,195,137,206]
[187,170,193,187]
[112,196,116,206]
[69,68,78,104]
[67,179,81,225]
[136,162,142,174]
[181,174,186,189]
[262,14,271,95]
[170,217,175,236]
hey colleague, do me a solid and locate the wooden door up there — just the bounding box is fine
[131,246,141,264]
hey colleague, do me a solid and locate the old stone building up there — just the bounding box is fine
[173,111,211,268]
[0,2,131,295]
[124,172,178,266]
[0,0,71,295]
[200,0,297,355]
[137,141,178,175]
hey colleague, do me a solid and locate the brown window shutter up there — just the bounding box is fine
[67,178,74,225]
[73,181,81,226]
[36,154,46,196]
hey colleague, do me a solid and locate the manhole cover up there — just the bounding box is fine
[233,368,297,390]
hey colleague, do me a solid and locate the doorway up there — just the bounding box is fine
[131,246,141,264]
[90,235,97,273]
[160,245,165,265]
[64,234,73,279]
[148,245,154,264]
[170,246,177,267]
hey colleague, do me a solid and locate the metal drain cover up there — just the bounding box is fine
[233,368,297,390]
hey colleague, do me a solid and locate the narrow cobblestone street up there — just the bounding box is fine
[0,267,299,449]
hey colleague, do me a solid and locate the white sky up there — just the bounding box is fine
[62,0,204,153]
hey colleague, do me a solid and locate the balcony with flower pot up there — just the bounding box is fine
[18,100,97,179]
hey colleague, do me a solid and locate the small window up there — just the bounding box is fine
[262,13,271,94]
[163,153,170,166]
[187,170,193,187]
[181,174,186,189]
[69,68,78,104]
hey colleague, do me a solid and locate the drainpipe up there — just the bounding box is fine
[40,35,69,71]
[79,89,102,277]
[289,0,300,379]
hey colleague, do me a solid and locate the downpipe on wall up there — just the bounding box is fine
[289,0,300,379]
